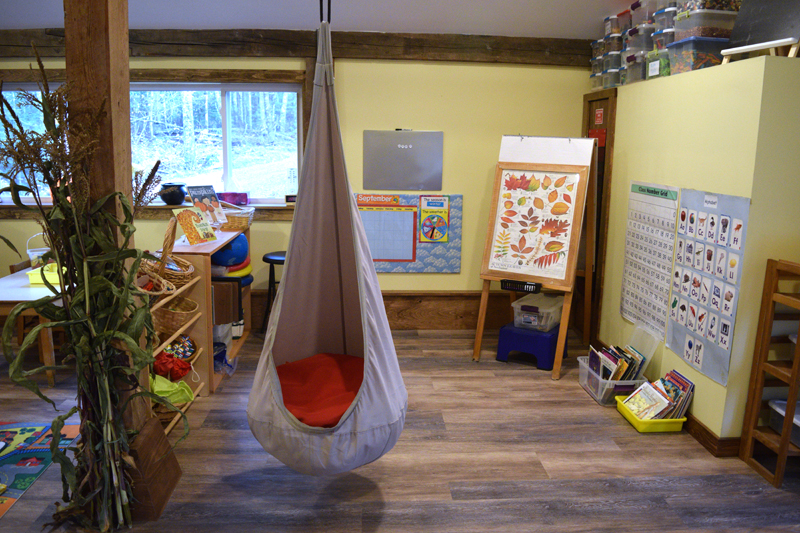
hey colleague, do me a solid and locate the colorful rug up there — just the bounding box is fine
[0,423,79,520]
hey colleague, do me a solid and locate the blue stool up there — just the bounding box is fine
[496,323,562,370]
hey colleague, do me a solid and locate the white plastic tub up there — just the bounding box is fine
[511,293,564,332]
[768,400,800,448]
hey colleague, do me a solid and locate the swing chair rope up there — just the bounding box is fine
[320,0,331,23]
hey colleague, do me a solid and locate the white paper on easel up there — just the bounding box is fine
[499,136,595,167]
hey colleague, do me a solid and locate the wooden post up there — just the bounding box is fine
[472,279,492,361]
[64,0,133,220]
[551,291,574,380]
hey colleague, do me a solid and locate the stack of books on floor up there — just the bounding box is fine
[622,370,694,421]
[589,344,649,382]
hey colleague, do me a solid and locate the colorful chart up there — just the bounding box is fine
[421,214,448,241]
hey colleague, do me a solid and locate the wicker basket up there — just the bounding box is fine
[154,402,188,425]
[152,296,199,335]
[135,271,176,302]
[219,201,255,231]
[141,217,195,288]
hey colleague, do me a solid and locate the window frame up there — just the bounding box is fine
[0,68,308,211]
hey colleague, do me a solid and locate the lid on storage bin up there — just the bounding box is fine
[603,50,622,57]
[666,35,730,48]
[602,68,621,74]
[769,400,800,425]
[625,49,647,63]
[606,33,623,38]
[604,15,619,22]
[654,28,676,35]
[626,23,656,36]
[647,47,668,59]
[655,7,677,14]
[511,292,565,313]
[676,8,738,20]
[592,39,604,45]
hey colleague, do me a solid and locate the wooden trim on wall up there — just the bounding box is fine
[1,28,592,67]
[0,204,294,221]
[685,413,741,458]
[251,289,515,332]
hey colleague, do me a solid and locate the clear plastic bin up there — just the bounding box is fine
[605,15,621,36]
[674,9,738,40]
[653,28,676,49]
[578,356,647,407]
[625,50,647,84]
[511,292,564,331]
[646,48,671,79]
[678,0,740,12]
[591,39,605,59]
[603,51,622,71]
[604,34,624,53]
[625,24,655,51]
[768,400,800,448]
[654,7,678,30]
[619,65,628,86]
[667,36,728,74]
[592,56,603,75]
[602,68,621,89]
[631,0,656,26]
[656,0,678,11]
[618,9,633,34]
[590,73,603,92]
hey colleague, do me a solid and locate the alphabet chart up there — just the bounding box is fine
[620,182,679,339]
[665,189,750,386]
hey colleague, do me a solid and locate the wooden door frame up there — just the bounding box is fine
[581,88,617,346]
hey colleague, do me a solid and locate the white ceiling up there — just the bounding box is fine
[1,0,633,40]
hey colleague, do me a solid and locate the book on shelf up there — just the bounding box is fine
[186,185,228,225]
[172,207,217,245]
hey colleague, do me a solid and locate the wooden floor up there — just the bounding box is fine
[2,329,800,532]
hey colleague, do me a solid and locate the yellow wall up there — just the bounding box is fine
[601,56,800,438]
[0,57,590,292]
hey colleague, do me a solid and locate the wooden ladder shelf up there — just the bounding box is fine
[740,259,800,487]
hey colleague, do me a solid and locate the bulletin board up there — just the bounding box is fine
[666,189,750,386]
[356,194,462,273]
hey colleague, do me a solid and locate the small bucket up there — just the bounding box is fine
[27,233,50,268]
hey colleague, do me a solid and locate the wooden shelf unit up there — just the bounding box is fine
[740,259,800,487]
[170,228,252,396]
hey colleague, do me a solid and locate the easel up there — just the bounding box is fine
[473,145,597,379]
[722,37,799,64]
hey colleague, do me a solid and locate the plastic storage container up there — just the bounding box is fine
[674,9,738,40]
[617,9,633,34]
[625,50,648,84]
[653,28,676,49]
[616,396,687,432]
[604,15,621,36]
[655,0,678,11]
[646,48,671,78]
[579,356,647,406]
[591,39,605,59]
[667,36,728,74]
[768,400,800,448]
[511,292,564,332]
[591,56,603,74]
[654,7,678,30]
[625,24,656,52]
[590,73,603,92]
[631,0,656,26]
[603,51,622,71]
[679,0,740,12]
[619,65,628,86]
[602,68,621,89]
[604,33,624,53]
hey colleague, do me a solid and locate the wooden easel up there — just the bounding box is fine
[473,155,596,379]
[722,37,799,64]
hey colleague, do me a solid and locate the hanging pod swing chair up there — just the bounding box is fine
[247,17,408,476]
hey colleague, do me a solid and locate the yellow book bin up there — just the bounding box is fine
[615,396,687,433]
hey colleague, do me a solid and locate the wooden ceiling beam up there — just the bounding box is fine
[0,28,592,67]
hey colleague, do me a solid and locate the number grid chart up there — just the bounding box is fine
[620,182,679,339]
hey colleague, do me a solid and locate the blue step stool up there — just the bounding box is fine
[496,322,562,370]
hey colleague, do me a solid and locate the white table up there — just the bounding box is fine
[0,268,57,387]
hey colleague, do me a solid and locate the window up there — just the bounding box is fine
[131,83,301,203]
[1,78,303,204]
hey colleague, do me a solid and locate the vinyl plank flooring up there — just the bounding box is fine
[2,328,800,532]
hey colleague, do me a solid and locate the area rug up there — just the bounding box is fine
[0,423,79,520]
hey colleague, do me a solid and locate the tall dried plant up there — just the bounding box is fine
[0,54,184,531]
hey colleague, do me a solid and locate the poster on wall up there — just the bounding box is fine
[620,181,679,339]
[481,163,589,291]
[666,189,750,386]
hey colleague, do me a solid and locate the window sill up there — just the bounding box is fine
[0,202,295,222]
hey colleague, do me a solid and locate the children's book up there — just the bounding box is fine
[172,207,217,245]
[623,382,673,420]
[186,185,227,225]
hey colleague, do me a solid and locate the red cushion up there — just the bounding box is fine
[276,353,364,428]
